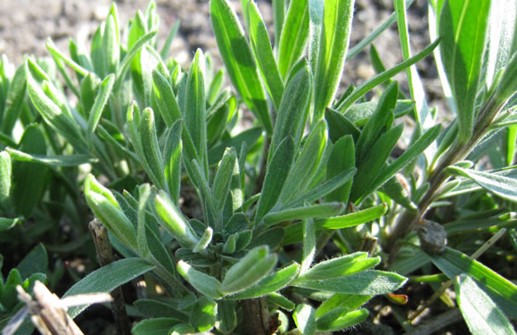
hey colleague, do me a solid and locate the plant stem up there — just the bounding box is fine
[240,298,271,335]
[385,94,505,253]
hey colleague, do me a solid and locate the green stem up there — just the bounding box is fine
[385,94,505,253]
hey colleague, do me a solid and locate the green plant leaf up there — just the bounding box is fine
[293,270,407,295]
[277,0,309,78]
[447,166,517,203]
[154,191,199,248]
[208,127,262,165]
[16,244,48,279]
[26,59,86,152]
[227,263,300,300]
[255,136,294,224]
[84,174,137,248]
[277,120,328,207]
[222,246,278,294]
[190,297,217,332]
[216,300,237,334]
[440,0,491,143]
[428,247,517,318]
[140,107,166,189]
[301,219,316,274]
[151,70,182,127]
[177,260,223,299]
[455,274,516,335]
[163,120,182,203]
[283,203,386,245]
[336,39,439,113]
[113,31,157,92]
[270,63,312,155]
[132,318,178,335]
[212,147,237,213]
[316,308,369,332]
[282,167,356,209]
[0,217,22,232]
[11,125,49,217]
[311,0,355,120]
[0,150,12,209]
[300,252,380,280]
[210,0,272,133]
[248,0,284,109]
[263,202,345,226]
[486,0,517,88]
[87,74,114,134]
[325,135,355,204]
[315,293,371,318]
[64,258,154,318]
[1,65,27,135]
[7,148,96,167]
[351,124,403,202]
[367,124,441,195]
[182,50,208,171]
[293,304,316,335]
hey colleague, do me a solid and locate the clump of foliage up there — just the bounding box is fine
[0,0,516,334]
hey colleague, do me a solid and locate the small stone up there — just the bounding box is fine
[418,220,447,254]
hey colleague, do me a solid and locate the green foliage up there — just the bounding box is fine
[1,0,516,334]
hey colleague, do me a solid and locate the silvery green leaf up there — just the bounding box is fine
[154,191,199,248]
[316,308,368,332]
[447,166,517,203]
[65,258,154,318]
[440,0,491,143]
[311,0,355,120]
[84,174,137,249]
[255,136,294,224]
[456,274,516,335]
[270,63,312,155]
[0,151,12,209]
[300,252,380,280]
[11,125,49,217]
[263,202,344,227]
[278,0,309,78]
[190,297,217,332]
[222,246,277,294]
[177,260,223,299]
[293,270,407,295]
[87,74,114,134]
[210,0,272,133]
[248,0,284,109]
[293,304,316,335]
[277,120,328,207]
[132,318,178,335]
[227,263,300,300]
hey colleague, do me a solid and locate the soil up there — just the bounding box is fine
[0,0,453,334]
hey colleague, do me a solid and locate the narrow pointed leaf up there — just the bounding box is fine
[65,258,154,318]
[210,0,272,133]
[227,263,300,300]
[447,166,517,203]
[312,0,355,120]
[270,63,312,154]
[255,137,294,224]
[428,247,517,318]
[301,252,380,280]
[440,0,491,143]
[177,261,223,299]
[248,1,284,109]
[455,274,516,335]
[264,203,344,226]
[7,148,96,167]
[293,269,407,295]
[293,304,316,335]
[278,0,309,78]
